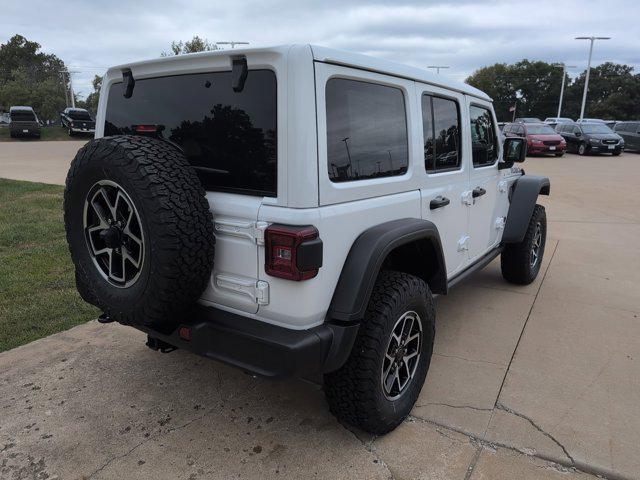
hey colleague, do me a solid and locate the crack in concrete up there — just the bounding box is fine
[344,427,396,480]
[433,353,506,367]
[495,403,575,465]
[87,410,211,479]
[87,380,258,479]
[463,446,483,480]
[415,402,493,412]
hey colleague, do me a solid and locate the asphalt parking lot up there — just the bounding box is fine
[1,142,639,480]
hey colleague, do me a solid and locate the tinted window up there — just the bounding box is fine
[11,110,36,121]
[68,110,92,120]
[105,70,277,196]
[422,95,461,171]
[326,79,408,182]
[469,105,498,167]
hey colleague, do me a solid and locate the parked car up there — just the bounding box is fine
[515,117,543,123]
[614,121,640,152]
[503,122,566,156]
[544,117,573,124]
[9,106,41,138]
[63,45,548,434]
[576,118,605,124]
[556,122,624,155]
[60,107,96,136]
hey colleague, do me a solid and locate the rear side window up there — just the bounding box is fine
[422,95,461,172]
[469,105,498,167]
[105,70,277,197]
[326,78,408,182]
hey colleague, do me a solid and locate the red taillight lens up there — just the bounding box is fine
[134,124,158,133]
[265,224,322,281]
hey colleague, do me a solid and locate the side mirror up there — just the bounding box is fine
[575,131,581,137]
[500,137,527,169]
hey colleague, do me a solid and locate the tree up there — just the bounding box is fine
[162,36,218,56]
[466,60,640,121]
[0,34,69,120]
[76,74,102,115]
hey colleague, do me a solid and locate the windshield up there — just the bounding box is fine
[68,110,92,120]
[527,125,557,135]
[11,110,36,121]
[581,124,614,134]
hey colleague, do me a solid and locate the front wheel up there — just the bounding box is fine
[323,271,435,434]
[501,204,547,285]
[612,151,621,156]
[578,143,587,155]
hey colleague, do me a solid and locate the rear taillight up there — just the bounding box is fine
[265,225,322,281]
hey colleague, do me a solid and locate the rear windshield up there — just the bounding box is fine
[11,110,36,121]
[68,110,92,120]
[526,125,556,135]
[105,70,277,196]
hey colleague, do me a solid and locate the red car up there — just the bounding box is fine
[504,122,566,156]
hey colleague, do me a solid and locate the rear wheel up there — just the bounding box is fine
[323,271,435,434]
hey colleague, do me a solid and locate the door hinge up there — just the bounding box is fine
[214,220,269,245]
[498,181,508,193]
[461,191,474,206]
[495,217,506,230]
[457,235,470,252]
[215,274,270,305]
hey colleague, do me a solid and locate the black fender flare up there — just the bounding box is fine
[502,175,550,243]
[327,218,446,323]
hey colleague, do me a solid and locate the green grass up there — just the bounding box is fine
[0,178,98,352]
[0,126,91,142]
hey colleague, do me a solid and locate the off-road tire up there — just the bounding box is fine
[323,270,435,434]
[612,151,621,156]
[501,204,546,285]
[64,135,215,329]
[554,153,564,157]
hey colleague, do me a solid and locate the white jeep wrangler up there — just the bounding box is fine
[64,45,549,434]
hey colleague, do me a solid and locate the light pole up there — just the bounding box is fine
[575,36,610,121]
[427,65,450,74]
[216,41,249,49]
[552,63,577,119]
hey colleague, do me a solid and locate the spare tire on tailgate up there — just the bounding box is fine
[64,135,215,329]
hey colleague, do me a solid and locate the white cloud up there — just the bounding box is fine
[2,0,639,96]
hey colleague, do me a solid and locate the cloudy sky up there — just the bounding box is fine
[3,0,639,97]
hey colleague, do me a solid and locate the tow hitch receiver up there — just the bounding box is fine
[146,335,177,353]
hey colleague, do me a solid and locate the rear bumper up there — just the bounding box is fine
[133,305,359,379]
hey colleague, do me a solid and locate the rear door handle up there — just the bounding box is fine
[472,187,486,198]
[430,195,450,210]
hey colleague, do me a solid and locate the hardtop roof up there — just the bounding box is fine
[107,44,491,102]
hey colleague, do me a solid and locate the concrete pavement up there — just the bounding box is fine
[1,146,639,479]
[0,140,86,185]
